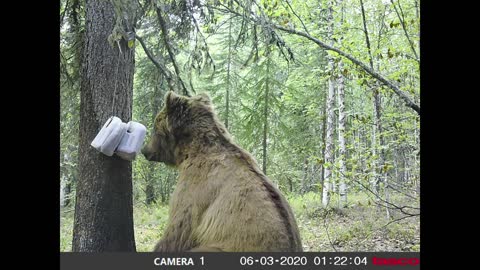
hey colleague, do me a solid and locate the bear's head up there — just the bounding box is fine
[141,91,229,165]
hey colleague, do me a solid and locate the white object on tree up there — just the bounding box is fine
[91,116,127,156]
[90,116,146,160]
[115,121,147,160]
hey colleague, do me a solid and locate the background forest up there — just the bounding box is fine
[60,0,420,251]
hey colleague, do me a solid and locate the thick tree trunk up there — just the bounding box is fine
[73,0,136,252]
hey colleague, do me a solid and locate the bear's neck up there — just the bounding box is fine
[174,129,236,166]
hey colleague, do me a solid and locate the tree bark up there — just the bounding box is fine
[360,0,390,218]
[372,88,382,211]
[337,61,347,207]
[322,71,335,207]
[320,92,327,198]
[322,3,336,208]
[336,0,348,208]
[73,0,136,252]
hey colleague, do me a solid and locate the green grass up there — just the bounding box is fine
[60,203,169,252]
[133,203,169,251]
[60,192,420,252]
[288,192,420,251]
[60,209,74,251]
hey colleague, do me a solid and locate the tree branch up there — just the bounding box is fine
[323,210,338,252]
[210,4,420,115]
[155,6,190,96]
[272,24,420,115]
[60,0,70,28]
[390,0,419,61]
[350,176,419,217]
[359,0,374,69]
[284,0,310,35]
[135,34,176,92]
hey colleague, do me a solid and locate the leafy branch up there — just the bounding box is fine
[208,2,420,115]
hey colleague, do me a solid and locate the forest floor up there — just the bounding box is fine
[60,192,419,252]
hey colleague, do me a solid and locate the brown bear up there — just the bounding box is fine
[141,91,303,252]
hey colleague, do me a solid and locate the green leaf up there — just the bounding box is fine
[128,40,135,48]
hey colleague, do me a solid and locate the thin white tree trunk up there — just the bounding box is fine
[322,2,336,208]
[337,61,347,207]
[373,89,390,218]
[371,101,380,207]
[322,63,335,207]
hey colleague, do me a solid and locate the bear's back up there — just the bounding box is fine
[180,149,302,252]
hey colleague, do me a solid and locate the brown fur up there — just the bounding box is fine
[142,91,303,252]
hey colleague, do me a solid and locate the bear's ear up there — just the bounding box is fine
[165,91,187,112]
[192,93,211,105]
[164,91,190,132]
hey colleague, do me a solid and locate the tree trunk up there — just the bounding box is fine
[320,94,327,197]
[360,0,389,216]
[322,64,335,207]
[337,62,347,207]
[225,16,232,129]
[145,163,157,205]
[371,89,381,209]
[73,0,136,252]
[262,45,271,175]
[373,90,390,218]
[301,158,308,194]
[61,152,73,207]
[64,177,72,207]
[322,4,336,208]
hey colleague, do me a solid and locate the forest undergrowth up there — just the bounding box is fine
[60,192,419,252]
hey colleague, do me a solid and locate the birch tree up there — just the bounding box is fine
[322,1,336,207]
[336,0,348,208]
